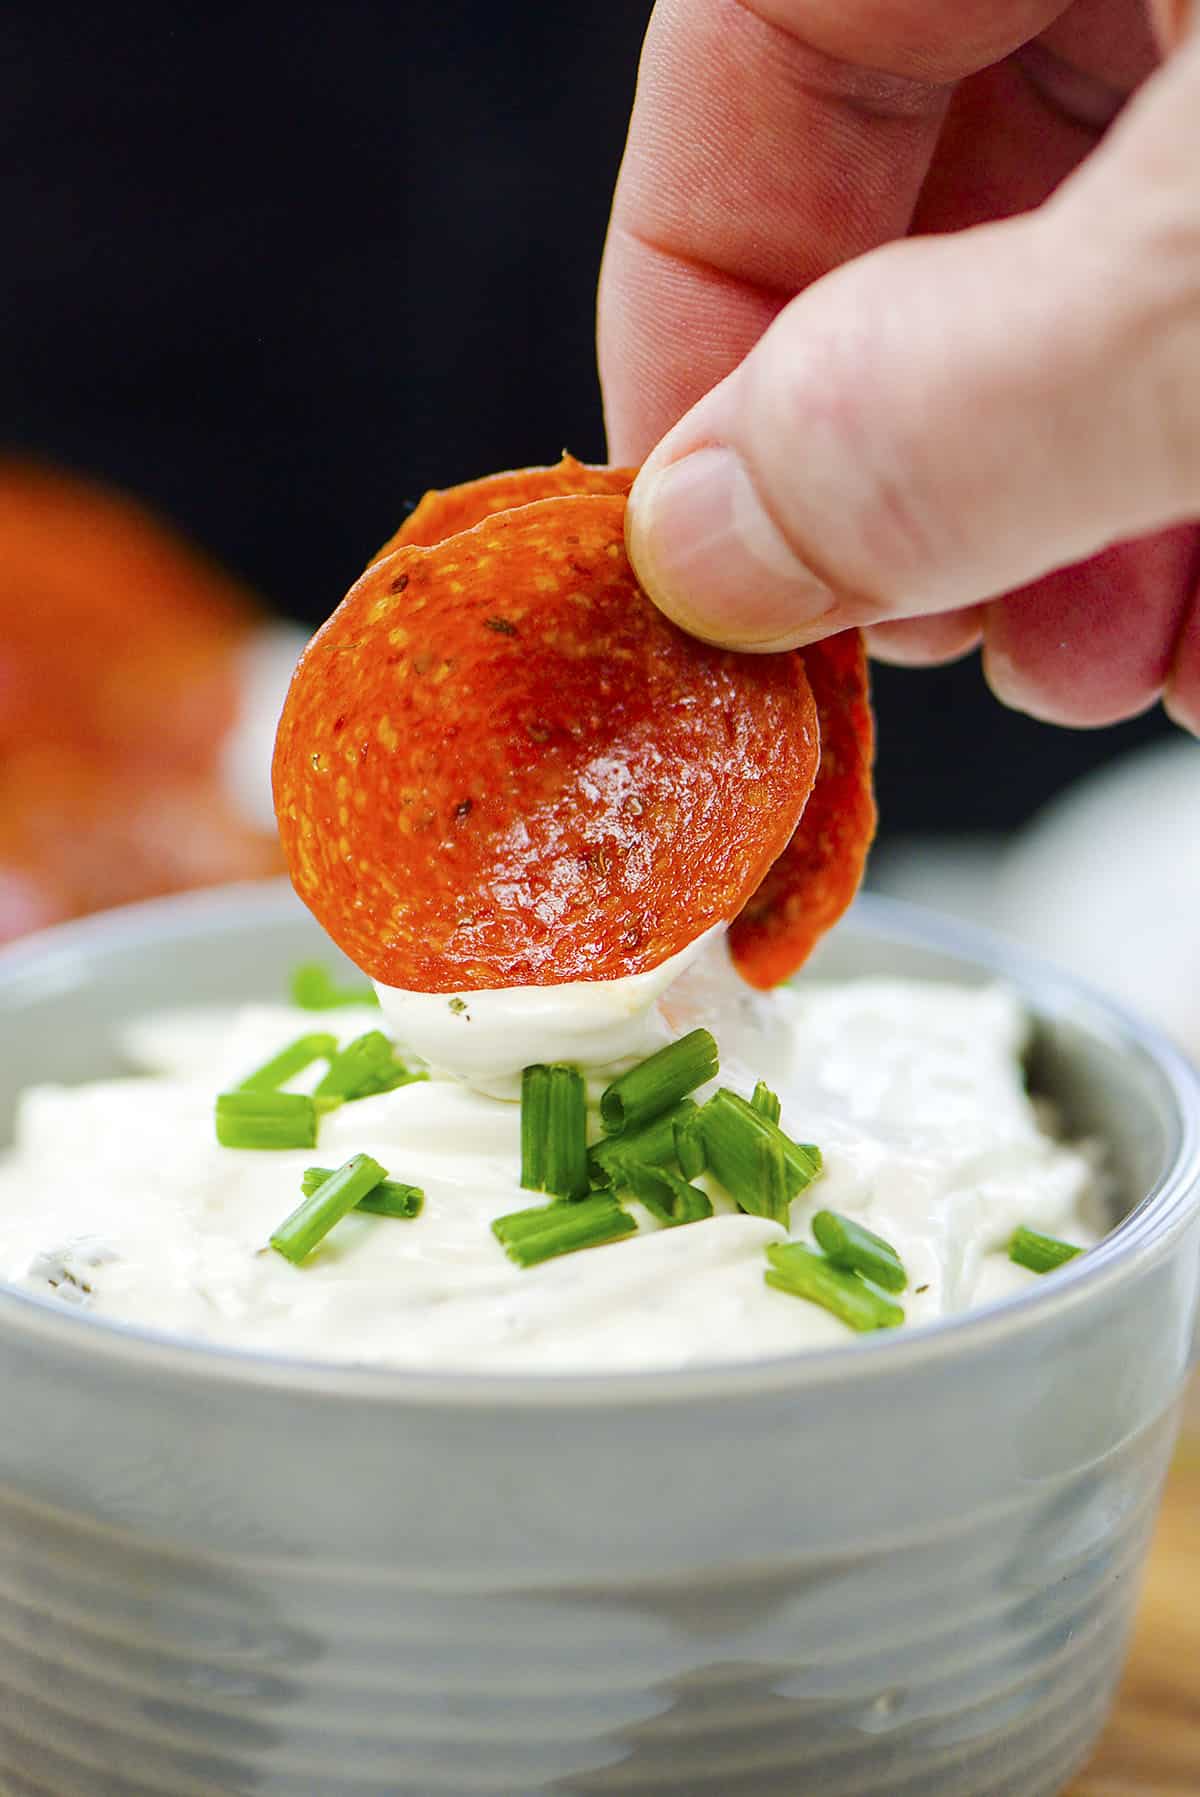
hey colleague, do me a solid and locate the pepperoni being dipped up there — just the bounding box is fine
[273,494,819,991]
[362,455,877,989]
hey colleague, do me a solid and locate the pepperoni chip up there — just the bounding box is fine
[359,456,877,989]
[728,630,875,989]
[370,454,635,563]
[273,495,819,990]
[0,459,256,773]
[0,459,283,941]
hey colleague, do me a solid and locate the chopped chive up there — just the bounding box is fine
[492,1195,636,1267]
[521,1065,550,1190]
[271,1153,388,1263]
[1009,1226,1082,1274]
[588,1098,699,1187]
[235,1033,337,1094]
[751,1080,781,1126]
[812,1210,907,1293]
[621,1162,712,1227]
[546,1065,589,1200]
[599,1029,719,1135]
[520,1064,589,1199]
[765,1242,904,1332]
[674,1107,707,1181]
[289,962,380,1010]
[699,1088,821,1224]
[302,1166,423,1218]
[754,1131,790,1226]
[314,1032,415,1104]
[215,1090,317,1150]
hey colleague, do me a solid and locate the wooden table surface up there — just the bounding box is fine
[1066,1426,1200,1795]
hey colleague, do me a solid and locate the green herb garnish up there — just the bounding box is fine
[492,1195,636,1267]
[765,1242,904,1332]
[314,1032,422,1105]
[289,962,380,1011]
[1008,1226,1082,1274]
[588,1098,699,1187]
[301,1166,423,1219]
[621,1162,712,1227]
[750,1080,781,1125]
[599,1029,719,1135]
[520,1064,589,1199]
[215,1090,318,1151]
[235,1033,337,1094]
[699,1088,821,1224]
[673,1106,707,1181]
[812,1209,907,1293]
[271,1153,388,1263]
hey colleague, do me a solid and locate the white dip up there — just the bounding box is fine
[0,939,1107,1371]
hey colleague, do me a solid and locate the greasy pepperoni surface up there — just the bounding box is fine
[274,494,818,990]
[368,455,878,988]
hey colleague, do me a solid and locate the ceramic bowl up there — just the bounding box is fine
[0,882,1196,1797]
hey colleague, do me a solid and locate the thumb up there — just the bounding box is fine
[625,33,1200,652]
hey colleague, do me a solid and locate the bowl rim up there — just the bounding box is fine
[0,879,1197,1408]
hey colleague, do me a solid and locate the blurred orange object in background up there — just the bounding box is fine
[0,460,286,941]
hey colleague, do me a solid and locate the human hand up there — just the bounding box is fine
[598,1,1200,730]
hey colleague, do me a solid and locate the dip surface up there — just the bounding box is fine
[0,943,1106,1370]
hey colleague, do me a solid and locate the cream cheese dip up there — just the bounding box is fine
[0,938,1106,1371]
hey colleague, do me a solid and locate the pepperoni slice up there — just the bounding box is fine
[362,455,877,988]
[727,629,875,989]
[273,495,818,990]
[370,454,635,563]
[0,459,257,774]
[0,746,284,944]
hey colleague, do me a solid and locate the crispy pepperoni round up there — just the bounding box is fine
[370,454,635,563]
[274,495,818,990]
[728,630,876,989]
[368,455,877,987]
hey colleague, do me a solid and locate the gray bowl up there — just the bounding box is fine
[0,881,1196,1797]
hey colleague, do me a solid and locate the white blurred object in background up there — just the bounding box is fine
[871,739,1200,1064]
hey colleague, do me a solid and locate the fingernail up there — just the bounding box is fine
[626,445,836,650]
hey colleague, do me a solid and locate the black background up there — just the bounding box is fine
[3,1,1171,839]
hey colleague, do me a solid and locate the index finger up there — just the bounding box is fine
[598,0,1066,461]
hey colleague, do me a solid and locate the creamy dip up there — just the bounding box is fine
[0,940,1107,1370]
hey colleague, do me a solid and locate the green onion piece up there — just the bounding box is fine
[812,1209,907,1293]
[492,1195,636,1267]
[289,963,380,1010]
[1008,1226,1082,1274]
[546,1065,590,1200]
[621,1162,712,1227]
[314,1032,405,1104]
[215,1090,317,1151]
[521,1065,550,1191]
[588,1098,699,1187]
[699,1088,821,1224]
[750,1080,781,1125]
[520,1064,589,1199]
[271,1152,387,1263]
[599,1029,719,1135]
[674,1107,707,1181]
[301,1166,423,1218]
[765,1243,905,1332]
[235,1033,338,1094]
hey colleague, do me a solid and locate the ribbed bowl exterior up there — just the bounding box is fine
[0,885,1196,1797]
